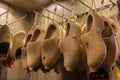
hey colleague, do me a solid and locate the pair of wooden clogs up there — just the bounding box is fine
[21,23,66,72]
[80,11,117,72]
[0,25,26,68]
[59,11,117,79]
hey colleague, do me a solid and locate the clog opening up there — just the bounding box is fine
[31,29,41,42]
[15,47,22,59]
[45,25,56,39]
[66,23,70,37]
[102,21,112,37]
[25,34,32,47]
[87,15,93,32]
[0,42,9,59]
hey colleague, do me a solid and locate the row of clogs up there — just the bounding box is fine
[20,10,118,80]
[0,10,119,80]
[20,10,118,78]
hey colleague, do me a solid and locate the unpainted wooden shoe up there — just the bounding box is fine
[110,20,120,56]
[27,26,46,71]
[60,19,89,72]
[0,25,12,61]
[80,11,107,72]
[21,30,33,71]
[10,31,26,60]
[41,22,66,70]
[97,17,118,71]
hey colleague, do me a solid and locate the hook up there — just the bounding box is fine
[61,6,65,28]
[101,1,108,18]
[92,0,96,9]
[48,10,50,25]
[53,3,57,20]
[8,14,27,26]
[71,0,75,19]
[32,10,38,29]
[5,4,11,25]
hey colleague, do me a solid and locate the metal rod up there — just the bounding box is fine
[95,3,115,12]
[41,6,67,20]
[42,14,58,22]
[8,14,27,26]
[0,10,9,17]
[53,0,79,16]
[71,0,75,18]
[77,3,115,18]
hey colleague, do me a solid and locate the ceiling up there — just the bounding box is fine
[2,0,53,11]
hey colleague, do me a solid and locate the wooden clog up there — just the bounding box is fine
[27,26,45,71]
[0,25,12,61]
[98,18,118,71]
[10,31,26,59]
[41,22,66,70]
[111,20,120,55]
[21,30,33,71]
[21,47,28,71]
[60,19,89,72]
[80,11,107,72]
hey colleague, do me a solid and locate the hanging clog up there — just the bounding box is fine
[41,21,66,70]
[10,31,26,59]
[27,26,46,71]
[0,25,12,61]
[80,11,107,72]
[97,17,118,71]
[111,20,120,57]
[21,30,33,71]
[60,19,89,72]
